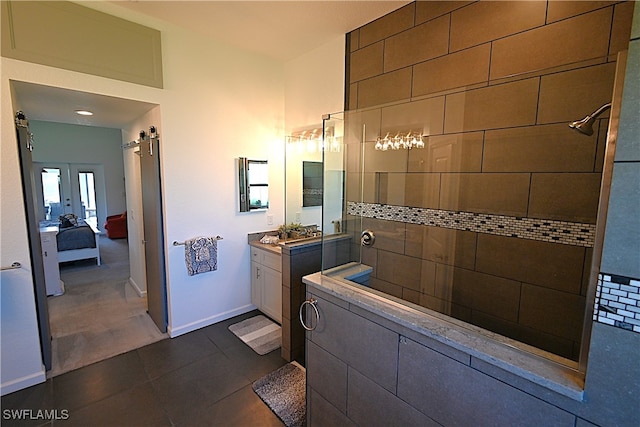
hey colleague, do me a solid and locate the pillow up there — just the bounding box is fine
[60,218,74,228]
[59,213,78,227]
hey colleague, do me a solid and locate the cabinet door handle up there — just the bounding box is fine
[256,267,260,279]
[299,298,319,331]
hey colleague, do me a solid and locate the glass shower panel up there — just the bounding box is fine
[320,54,618,364]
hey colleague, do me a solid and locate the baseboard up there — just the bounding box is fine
[168,304,256,338]
[128,277,146,297]
[1,368,46,396]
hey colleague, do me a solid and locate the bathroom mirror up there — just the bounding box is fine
[238,158,269,212]
[302,161,322,207]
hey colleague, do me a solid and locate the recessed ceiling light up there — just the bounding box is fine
[75,110,93,116]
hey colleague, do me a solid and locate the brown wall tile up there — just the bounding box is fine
[420,293,451,314]
[349,29,360,51]
[378,173,418,206]
[444,78,539,133]
[476,234,586,293]
[348,82,357,111]
[404,172,441,209]
[517,325,576,360]
[362,217,406,255]
[609,1,635,56]
[402,288,421,305]
[519,283,586,341]
[439,172,531,217]
[363,141,409,173]
[412,43,490,97]
[439,266,521,322]
[422,227,477,270]
[546,1,617,23]
[483,124,598,173]
[594,121,608,172]
[405,223,424,258]
[357,67,412,108]
[357,173,381,204]
[381,96,445,136]
[384,15,449,73]
[376,251,422,290]
[416,1,473,24]
[420,259,437,295]
[408,132,484,173]
[490,9,613,80]
[450,1,547,52]
[346,108,382,144]
[370,277,404,299]
[538,62,616,125]
[528,172,602,223]
[350,41,384,83]
[359,3,415,48]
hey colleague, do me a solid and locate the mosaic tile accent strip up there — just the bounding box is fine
[347,201,596,247]
[594,274,640,333]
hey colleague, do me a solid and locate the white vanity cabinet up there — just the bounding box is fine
[39,226,64,296]
[250,245,282,323]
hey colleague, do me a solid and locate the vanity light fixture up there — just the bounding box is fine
[375,131,425,151]
[75,109,93,116]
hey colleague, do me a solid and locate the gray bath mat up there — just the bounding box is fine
[253,362,306,427]
[228,315,281,355]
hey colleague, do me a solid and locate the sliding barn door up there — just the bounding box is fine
[140,132,167,332]
[15,112,52,370]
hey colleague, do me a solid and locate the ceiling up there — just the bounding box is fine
[13,1,409,129]
[111,1,410,61]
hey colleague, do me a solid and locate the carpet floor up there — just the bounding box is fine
[47,235,167,378]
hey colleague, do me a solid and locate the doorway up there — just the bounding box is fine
[11,82,168,376]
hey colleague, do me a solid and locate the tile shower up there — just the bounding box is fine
[324,1,636,363]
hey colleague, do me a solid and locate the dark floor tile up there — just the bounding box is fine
[201,310,263,351]
[137,329,220,379]
[54,383,171,427]
[221,345,288,383]
[150,351,250,424]
[51,351,148,412]
[1,381,54,427]
[174,385,284,427]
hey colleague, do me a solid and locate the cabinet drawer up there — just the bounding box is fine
[251,246,281,272]
[262,251,281,272]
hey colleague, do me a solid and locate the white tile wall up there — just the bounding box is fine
[594,274,640,333]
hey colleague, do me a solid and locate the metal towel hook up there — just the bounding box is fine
[299,298,320,331]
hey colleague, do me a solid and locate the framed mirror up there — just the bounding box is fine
[238,158,268,212]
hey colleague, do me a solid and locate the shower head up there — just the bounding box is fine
[569,103,612,136]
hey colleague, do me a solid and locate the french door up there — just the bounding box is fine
[35,162,106,228]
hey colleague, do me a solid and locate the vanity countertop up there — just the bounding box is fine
[248,240,282,255]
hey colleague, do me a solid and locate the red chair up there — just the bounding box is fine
[104,212,128,239]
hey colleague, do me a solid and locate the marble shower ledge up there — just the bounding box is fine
[302,271,586,401]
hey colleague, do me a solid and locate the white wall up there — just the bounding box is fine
[1,3,285,346]
[283,36,346,229]
[30,121,126,219]
[1,2,347,392]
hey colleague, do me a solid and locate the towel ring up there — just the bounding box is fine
[299,298,320,331]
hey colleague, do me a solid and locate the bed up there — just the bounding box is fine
[40,219,101,265]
